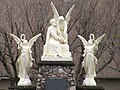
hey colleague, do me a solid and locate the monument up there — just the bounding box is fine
[10,33,41,86]
[36,2,76,90]
[78,34,105,86]
[41,2,75,61]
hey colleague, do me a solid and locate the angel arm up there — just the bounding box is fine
[29,52,34,61]
[28,33,41,48]
[64,21,68,33]
[63,22,68,43]
[65,4,75,23]
[29,52,34,68]
[50,2,59,21]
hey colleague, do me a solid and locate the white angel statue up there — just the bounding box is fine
[10,33,41,86]
[78,34,105,86]
[50,2,75,57]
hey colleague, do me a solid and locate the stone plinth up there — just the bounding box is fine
[76,85,104,90]
[8,86,36,90]
[36,61,76,90]
[41,56,72,61]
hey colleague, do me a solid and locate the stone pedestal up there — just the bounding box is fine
[76,85,104,90]
[8,86,36,90]
[17,77,32,86]
[36,61,76,90]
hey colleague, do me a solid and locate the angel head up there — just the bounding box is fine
[22,40,28,45]
[58,16,65,22]
[20,34,28,45]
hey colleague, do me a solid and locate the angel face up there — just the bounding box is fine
[50,19,57,26]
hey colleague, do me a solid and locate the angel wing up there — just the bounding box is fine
[78,35,87,46]
[65,4,75,23]
[93,34,105,54]
[10,34,21,44]
[95,34,105,45]
[50,2,59,21]
[28,33,41,48]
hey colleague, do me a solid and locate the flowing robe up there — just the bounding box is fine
[17,45,32,79]
[82,44,98,78]
[43,25,62,56]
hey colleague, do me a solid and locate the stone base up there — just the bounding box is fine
[83,77,96,86]
[37,61,76,90]
[8,86,36,90]
[17,77,31,86]
[76,85,104,90]
[41,56,72,61]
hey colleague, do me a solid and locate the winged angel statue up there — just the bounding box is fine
[42,2,74,58]
[78,34,105,86]
[51,2,75,44]
[10,33,41,86]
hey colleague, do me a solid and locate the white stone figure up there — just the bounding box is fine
[50,2,75,57]
[10,33,41,86]
[43,19,64,57]
[78,34,105,86]
[42,2,75,61]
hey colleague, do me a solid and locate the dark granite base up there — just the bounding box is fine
[39,61,75,66]
[8,86,36,90]
[76,85,104,90]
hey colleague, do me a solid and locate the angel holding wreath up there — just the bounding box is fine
[10,33,41,86]
[78,34,105,86]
